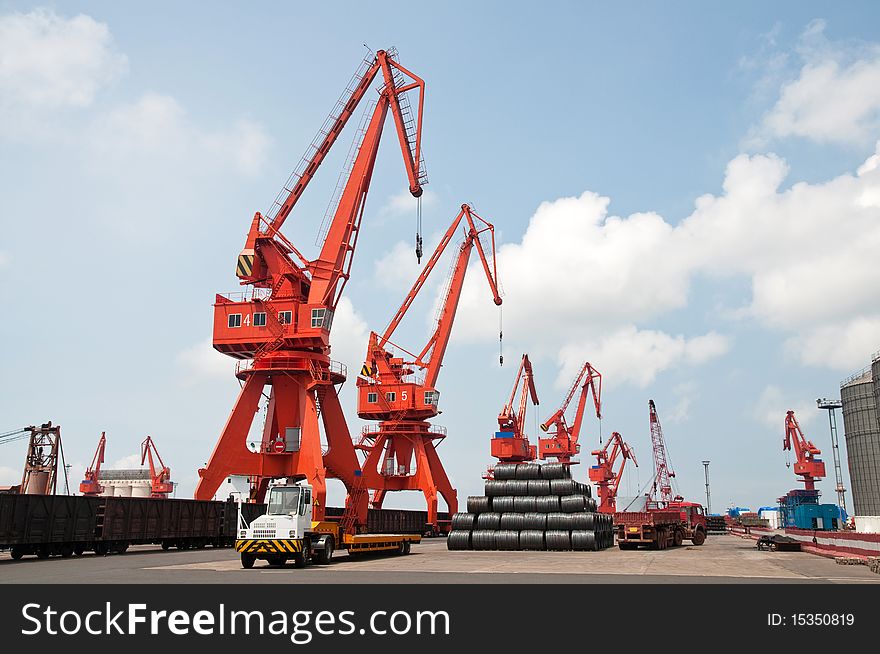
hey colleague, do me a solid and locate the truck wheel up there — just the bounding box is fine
[673,529,684,547]
[240,553,256,569]
[293,553,306,569]
[10,548,24,560]
[691,529,706,546]
[73,545,85,556]
[60,545,74,558]
[317,537,334,565]
[618,542,637,550]
[403,540,411,555]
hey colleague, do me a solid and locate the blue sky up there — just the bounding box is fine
[2,2,880,515]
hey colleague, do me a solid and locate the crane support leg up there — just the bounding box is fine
[418,438,457,527]
[194,375,264,501]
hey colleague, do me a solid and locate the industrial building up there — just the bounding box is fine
[840,354,880,518]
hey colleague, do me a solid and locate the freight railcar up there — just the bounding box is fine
[0,494,447,560]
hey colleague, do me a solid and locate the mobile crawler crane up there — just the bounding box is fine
[356,205,502,532]
[195,48,427,540]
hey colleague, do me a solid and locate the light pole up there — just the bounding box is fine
[702,460,711,514]
[817,398,847,516]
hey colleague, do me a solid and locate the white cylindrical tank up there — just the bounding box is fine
[115,484,132,497]
[131,484,151,498]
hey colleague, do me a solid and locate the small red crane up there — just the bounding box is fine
[538,362,602,465]
[141,436,174,498]
[783,410,825,491]
[490,354,539,464]
[80,432,106,496]
[589,431,637,513]
[648,399,679,504]
[356,204,502,530]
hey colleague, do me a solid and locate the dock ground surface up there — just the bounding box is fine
[2,534,879,584]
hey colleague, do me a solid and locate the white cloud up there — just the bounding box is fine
[87,93,270,176]
[110,453,143,469]
[0,465,20,486]
[454,142,880,379]
[666,382,698,424]
[0,8,127,111]
[754,384,818,430]
[380,188,438,216]
[557,327,730,389]
[175,338,236,386]
[753,19,880,145]
[329,297,370,372]
[373,239,429,293]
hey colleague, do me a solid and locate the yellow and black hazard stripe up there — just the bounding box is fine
[236,254,255,278]
[360,363,374,377]
[235,539,304,554]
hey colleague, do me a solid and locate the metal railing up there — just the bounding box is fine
[840,365,872,387]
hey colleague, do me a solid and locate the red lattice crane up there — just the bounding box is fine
[356,204,502,531]
[194,49,427,534]
[648,399,679,504]
[783,410,825,491]
[141,436,174,498]
[490,354,539,465]
[589,431,637,513]
[538,362,602,465]
[80,432,106,496]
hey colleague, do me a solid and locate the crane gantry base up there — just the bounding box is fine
[194,359,368,528]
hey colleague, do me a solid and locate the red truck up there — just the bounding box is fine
[614,501,707,550]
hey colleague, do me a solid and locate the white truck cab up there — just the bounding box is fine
[235,480,333,569]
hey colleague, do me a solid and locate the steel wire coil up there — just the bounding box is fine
[570,513,595,530]
[471,530,497,550]
[519,530,545,550]
[515,463,541,480]
[446,530,472,550]
[545,530,571,551]
[467,496,492,513]
[513,496,538,512]
[499,513,526,531]
[559,495,588,513]
[484,480,508,497]
[451,512,476,530]
[494,530,520,551]
[475,512,502,530]
[570,530,596,551]
[535,495,560,513]
[492,463,519,480]
[539,462,569,479]
[507,479,531,496]
[546,512,573,530]
[491,496,516,513]
[522,512,547,530]
[550,479,576,496]
[527,479,551,496]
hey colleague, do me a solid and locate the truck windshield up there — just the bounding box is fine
[267,487,301,515]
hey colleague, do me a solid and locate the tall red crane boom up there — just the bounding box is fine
[648,399,677,504]
[491,354,539,464]
[195,49,427,534]
[538,362,602,464]
[80,432,106,496]
[783,410,825,491]
[141,436,174,498]
[356,204,502,530]
[589,431,637,513]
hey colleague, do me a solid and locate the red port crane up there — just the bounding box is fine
[194,48,427,534]
[80,432,106,496]
[141,436,174,498]
[491,354,539,464]
[538,362,602,465]
[648,399,679,504]
[589,431,637,513]
[356,204,502,530]
[783,410,825,491]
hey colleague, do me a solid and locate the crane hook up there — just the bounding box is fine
[415,195,423,263]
